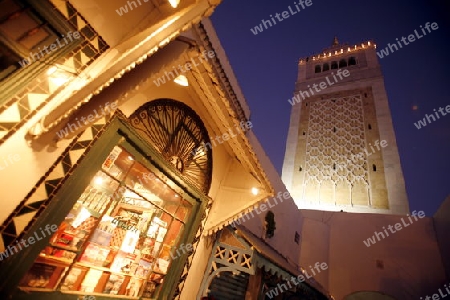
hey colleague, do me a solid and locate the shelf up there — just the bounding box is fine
[151,269,166,276]
[74,201,102,218]
[49,243,80,253]
[74,262,148,280]
[19,287,55,292]
[62,290,141,299]
[37,254,73,266]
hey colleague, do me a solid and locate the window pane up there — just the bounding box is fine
[102,146,134,181]
[20,145,195,298]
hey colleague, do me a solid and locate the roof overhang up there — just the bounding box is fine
[26,5,276,240]
[28,0,222,138]
[236,226,331,299]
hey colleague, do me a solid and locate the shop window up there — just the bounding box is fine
[19,146,195,298]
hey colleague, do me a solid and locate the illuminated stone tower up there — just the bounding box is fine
[282,38,409,214]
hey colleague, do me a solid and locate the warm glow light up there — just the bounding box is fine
[94,176,103,185]
[50,76,70,86]
[128,156,134,161]
[124,16,180,57]
[47,66,75,87]
[47,66,57,75]
[168,0,180,8]
[251,188,259,195]
[368,41,371,46]
[174,74,188,86]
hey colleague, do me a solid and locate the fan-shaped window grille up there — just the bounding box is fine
[129,99,212,194]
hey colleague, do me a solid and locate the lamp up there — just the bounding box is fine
[174,74,188,86]
[168,0,180,8]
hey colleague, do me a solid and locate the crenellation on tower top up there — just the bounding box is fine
[299,40,376,65]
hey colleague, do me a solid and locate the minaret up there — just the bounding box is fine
[282,38,409,214]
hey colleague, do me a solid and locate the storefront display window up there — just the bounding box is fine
[19,145,194,299]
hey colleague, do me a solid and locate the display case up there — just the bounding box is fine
[19,146,193,299]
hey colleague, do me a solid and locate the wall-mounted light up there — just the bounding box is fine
[47,64,77,87]
[168,0,180,8]
[251,187,259,195]
[174,74,188,86]
[47,66,57,75]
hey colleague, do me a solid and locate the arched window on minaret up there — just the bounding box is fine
[348,56,357,66]
[315,65,321,73]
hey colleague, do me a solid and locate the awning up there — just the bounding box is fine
[236,225,331,298]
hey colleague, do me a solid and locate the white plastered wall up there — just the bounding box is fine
[300,210,446,300]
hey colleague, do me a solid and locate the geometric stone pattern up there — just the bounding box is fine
[301,93,371,207]
[0,117,108,255]
[305,94,368,186]
[0,104,210,300]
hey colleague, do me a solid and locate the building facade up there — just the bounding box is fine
[0,1,330,299]
[282,38,409,215]
[285,39,449,300]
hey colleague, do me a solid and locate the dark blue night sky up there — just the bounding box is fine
[210,0,450,216]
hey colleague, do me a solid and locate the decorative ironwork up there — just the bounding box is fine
[129,99,212,194]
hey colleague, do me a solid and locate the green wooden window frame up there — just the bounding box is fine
[1,115,208,299]
[0,0,83,105]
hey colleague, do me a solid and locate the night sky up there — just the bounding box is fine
[210,0,450,216]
